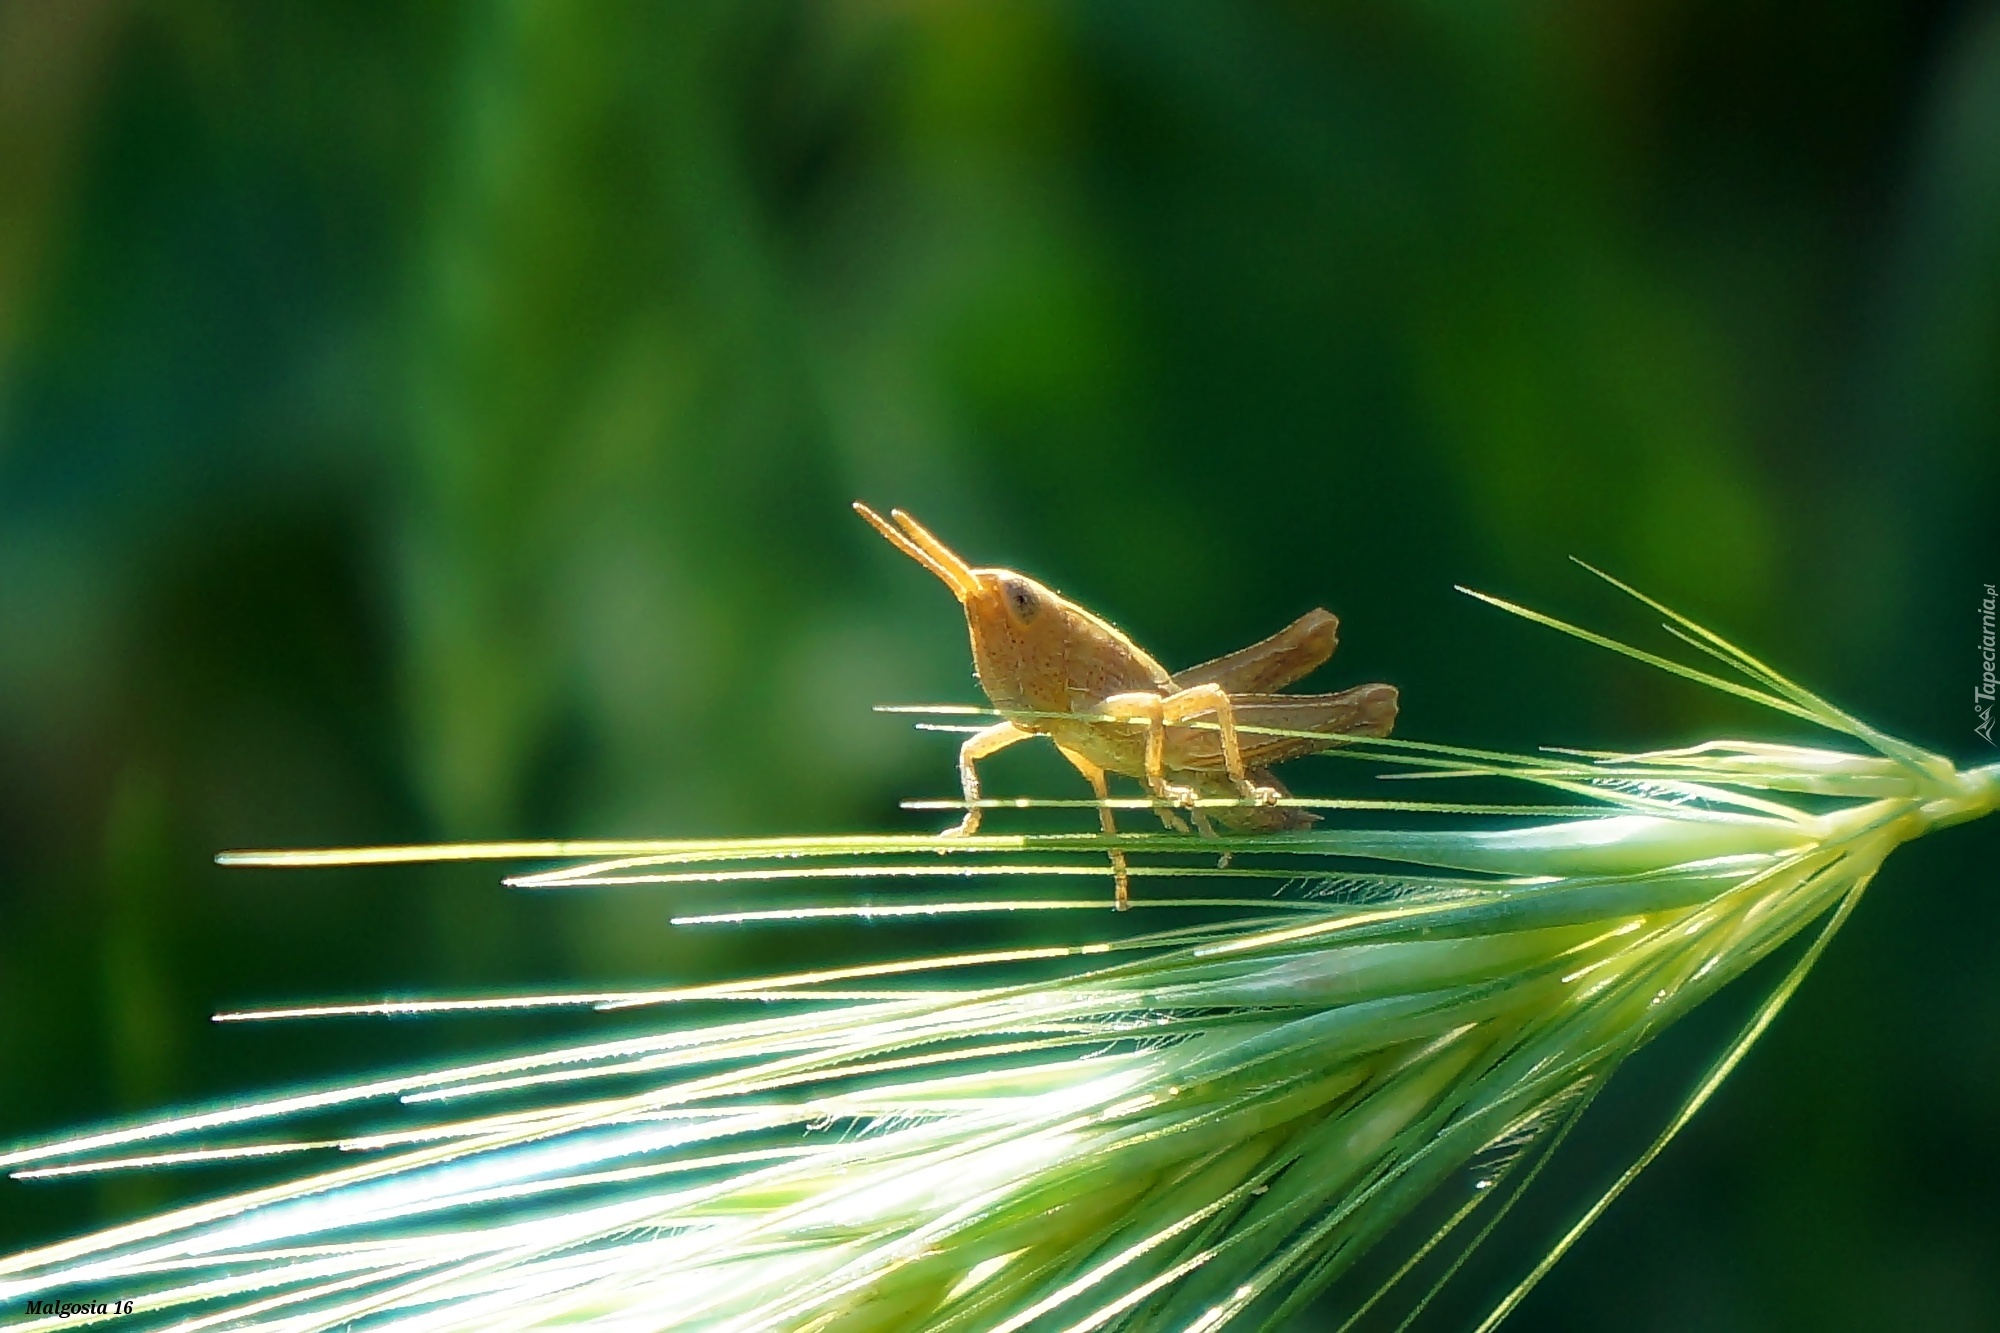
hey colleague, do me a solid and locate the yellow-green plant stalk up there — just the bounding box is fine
[2,576,1994,1331]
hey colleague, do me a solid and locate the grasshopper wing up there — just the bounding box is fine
[1162,683,1398,772]
[1172,608,1339,693]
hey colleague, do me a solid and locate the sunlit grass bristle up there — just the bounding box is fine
[3,575,1995,1332]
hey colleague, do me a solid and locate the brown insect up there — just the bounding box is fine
[856,503,1398,909]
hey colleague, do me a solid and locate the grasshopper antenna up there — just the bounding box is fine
[854,502,979,602]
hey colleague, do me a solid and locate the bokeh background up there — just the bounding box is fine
[2,2,1998,1328]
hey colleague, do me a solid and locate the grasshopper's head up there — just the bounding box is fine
[854,502,1118,712]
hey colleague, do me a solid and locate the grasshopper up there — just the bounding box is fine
[856,503,1398,908]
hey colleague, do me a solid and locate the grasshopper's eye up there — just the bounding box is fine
[1001,578,1041,623]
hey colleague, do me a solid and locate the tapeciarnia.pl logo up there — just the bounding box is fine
[1977,582,1996,745]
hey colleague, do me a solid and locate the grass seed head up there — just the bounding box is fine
[2,578,1996,1331]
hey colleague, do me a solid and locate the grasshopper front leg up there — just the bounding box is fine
[942,720,1031,837]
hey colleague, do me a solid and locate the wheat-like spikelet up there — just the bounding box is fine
[2,575,1994,1331]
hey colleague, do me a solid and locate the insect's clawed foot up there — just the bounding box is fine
[1239,782,1282,807]
[937,815,980,839]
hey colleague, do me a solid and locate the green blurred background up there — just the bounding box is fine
[2,2,1997,1327]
